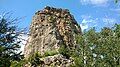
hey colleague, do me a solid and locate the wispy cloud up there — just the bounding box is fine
[18,34,28,52]
[80,19,89,31]
[103,18,117,23]
[102,17,117,27]
[0,15,2,20]
[80,0,110,6]
[80,15,98,31]
[103,18,117,25]
[90,0,108,5]
[110,8,120,13]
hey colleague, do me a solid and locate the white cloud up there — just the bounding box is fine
[110,8,120,13]
[80,23,88,31]
[80,0,90,5]
[0,15,3,20]
[102,18,117,27]
[81,15,91,19]
[80,15,98,31]
[80,18,89,31]
[103,18,117,23]
[18,34,28,53]
[80,0,109,6]
[90,0,108,5]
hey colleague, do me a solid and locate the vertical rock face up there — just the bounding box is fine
[24,6,81,66]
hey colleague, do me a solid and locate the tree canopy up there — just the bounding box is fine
[72,24,120,67]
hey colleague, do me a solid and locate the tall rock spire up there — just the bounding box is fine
[24,6,81,67]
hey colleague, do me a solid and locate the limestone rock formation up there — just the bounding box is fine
[24,6,81,67]
[40,54,73,67]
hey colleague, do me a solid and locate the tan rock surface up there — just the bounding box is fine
[24,6,81,67]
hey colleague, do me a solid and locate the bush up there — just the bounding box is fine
[10,60,27,67]
[28,52,42,66]
[44,50,58,57]
[58,44,70,59]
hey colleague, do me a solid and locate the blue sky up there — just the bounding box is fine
[0,0,120,31]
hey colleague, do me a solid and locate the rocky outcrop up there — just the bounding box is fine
[40,54,73,67]
[24,6,81,67]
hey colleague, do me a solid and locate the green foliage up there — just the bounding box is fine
[73,24,120,67]
[58,44,71,58]
[44,50,58,56]
[11,52,42,67]
[0,57,11,67]
[10,59,27,67]
[0,13,24,67]
[28,52,42,66]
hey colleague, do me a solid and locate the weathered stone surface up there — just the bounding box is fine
[41,54,73,67]
[24,6,81,67]
[24,54,74,67]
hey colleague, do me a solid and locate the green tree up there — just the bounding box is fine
[0,13,24,67]
[73,24,120,67]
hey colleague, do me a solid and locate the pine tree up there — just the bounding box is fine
[0,13,23,67]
